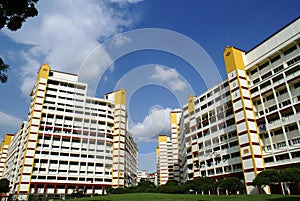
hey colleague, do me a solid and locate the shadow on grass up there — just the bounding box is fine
[86,200,111,201]
[266,198,300,201]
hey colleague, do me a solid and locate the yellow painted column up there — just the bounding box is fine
[105,89,126,188]
[170,111,181,182]
[224,47,265,194]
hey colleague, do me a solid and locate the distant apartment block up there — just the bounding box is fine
[156,135,173,185]
[0,134,13,177]
[137,170,156,185]
[3,64,138,200]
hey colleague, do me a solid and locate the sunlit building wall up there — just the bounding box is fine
[179,17,300,194]
[0,133,14,177]
[5,65,137,200]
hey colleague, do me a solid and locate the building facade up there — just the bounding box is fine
[156,111,183,186]
[4,64,138,200]
[137,170,156,185]
[178,17,300,194]
[124,133,138,187]
[156,135,173,185]
[169,111,183,183]
[4,122,28,195]
[0,134,14,177]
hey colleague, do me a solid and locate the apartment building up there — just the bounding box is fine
[3,122,27,194]
[178,17,300,194]
[156,111,185,185]
[156,135,173,185]
[124,133,138,187]
[4,64,137,200]
[0,134,14,177]
[169,111,183,183]
[137,170,156,185]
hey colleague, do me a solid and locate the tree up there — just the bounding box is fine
[189,177,216,195]
[252,169,280,194]
[0,178,10,195]
[218,177,244,195]
[0,0,39,83]
[279,167,300,183]
[0,57,9,83]
[137,180,155,189]
[252,169,279,187]
[0,0,39,31]
[279,167,300,195]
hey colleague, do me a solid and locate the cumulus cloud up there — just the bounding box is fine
[151,65,188,91]
[111,34,132,47]
[2,0,142,96]
[0,111,22,136]
[129,105,172,141]
[111,0,144,3]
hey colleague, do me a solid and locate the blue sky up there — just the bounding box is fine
[0,0,300,172]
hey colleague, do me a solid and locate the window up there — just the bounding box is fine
[229,141,238,147]
[258,61,270,71]
[282,99,291,107]
[273,129,283,135]
[200,96,206,101]
[261,71,272,80]
[264,156,274,163]
[266,145,272,151]
[271,54,281,63]
[200,104,207,110]
[266,94,274,101]
[287,124,298,132]
[231,151,240,158]
[273,65,284,73]
[260,80,271,89]
[287,56,300,66]
[294,81,300,89]
[253,78,260,84]
[214,87,220,93]
[257,99,262,105]
[278,88,288,95]
[292,138,300,145]
[250,68,258,75]
[268,105,277,112]
[272,74,284,82]
[284,45,297,55]
[215,95,221,102]
[250,87,259,94]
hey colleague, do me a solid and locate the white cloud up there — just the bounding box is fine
[0,111,22,136]
[129,106,172,141]
[110,0,144,4]
[111,34,132,47]
[3,0,142,96]
[151,65,188,91]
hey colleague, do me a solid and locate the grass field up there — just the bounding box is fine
[61,193,300,201]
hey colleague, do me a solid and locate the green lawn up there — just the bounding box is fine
[61,193,300,201]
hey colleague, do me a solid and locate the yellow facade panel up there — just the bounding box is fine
[158,135,167,143]
[223,46,245,73]
[187,95,195,113]
[114,89,126,105]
